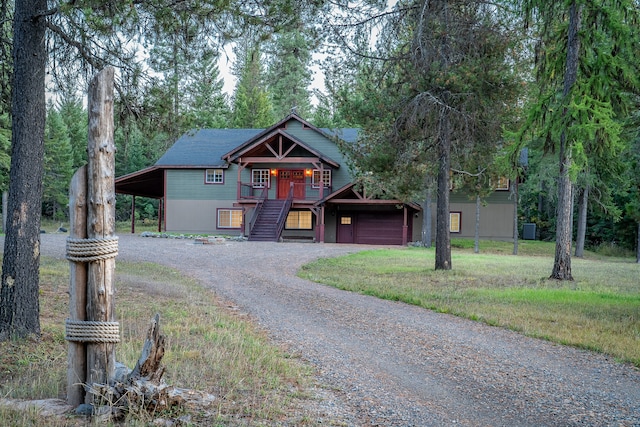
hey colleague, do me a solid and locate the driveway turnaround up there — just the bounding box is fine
[39,234,640,426]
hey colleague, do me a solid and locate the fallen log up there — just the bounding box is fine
[86,314,215,421]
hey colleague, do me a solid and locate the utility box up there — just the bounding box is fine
[523,223,536,240]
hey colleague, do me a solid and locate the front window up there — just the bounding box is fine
[218,209,242,229]
[450,212,461,233]
[285,211,313,229]
[252,169,270,188]
[205,168,224,184]
[312,169,331,188]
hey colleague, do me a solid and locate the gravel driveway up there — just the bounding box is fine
[39,233,640,426]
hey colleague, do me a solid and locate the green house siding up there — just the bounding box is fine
[284,121,353,188]
[166,169,237,200]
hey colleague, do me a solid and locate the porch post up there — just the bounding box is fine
[402,205,409,246]
[319,205,325,243]
[241,207,246,237]
[157,198,163,232]
[237,160,244,200]
[131,195,135,234]
[319,164,324,200]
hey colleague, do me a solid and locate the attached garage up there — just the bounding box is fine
[338,212,405,245]
[336,211,409,245]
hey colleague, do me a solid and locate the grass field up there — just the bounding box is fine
[299,239,640,367]
[0,258,314,426]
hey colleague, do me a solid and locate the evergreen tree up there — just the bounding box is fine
[43,106,74,220]
[1,0,47,340]
[265,29,313,119]
[183,50,231,129]
[515,0,640,279]
[58,94,88,170]
[232,43,274,127]
[331,0,523,270]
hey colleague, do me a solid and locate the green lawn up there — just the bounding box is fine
[299,240,640,366]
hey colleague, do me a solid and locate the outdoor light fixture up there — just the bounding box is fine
[305,169,312,176]
[271,169,277,176]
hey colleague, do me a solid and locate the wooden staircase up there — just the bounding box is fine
[248,199,288,242]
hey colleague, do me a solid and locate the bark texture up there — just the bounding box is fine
[0,0,47,340]
[551,1,581,281]
[435,110,452,270]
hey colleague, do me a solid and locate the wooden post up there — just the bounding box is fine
[86,67,117,391]
[67,166,88,406]
[131,195,135,234]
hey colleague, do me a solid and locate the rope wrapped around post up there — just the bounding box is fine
[66,237,119,263]
[65,319,121,343]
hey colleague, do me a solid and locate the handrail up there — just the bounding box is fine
[248,186,269,237]
[274,184,294,240]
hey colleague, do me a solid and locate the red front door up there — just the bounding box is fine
[278,170,305,199]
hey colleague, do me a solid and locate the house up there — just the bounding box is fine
[115,114,516,245]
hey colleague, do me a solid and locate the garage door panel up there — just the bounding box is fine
[356,212,404,245]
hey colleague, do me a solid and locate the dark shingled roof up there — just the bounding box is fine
[155,128,263,167]
[154,127,359,167]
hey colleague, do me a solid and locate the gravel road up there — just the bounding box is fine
[39,233,640,426]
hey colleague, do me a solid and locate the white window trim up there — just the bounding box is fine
[312,169,331,188]
[205,168,224,184]
[252,169,271,188]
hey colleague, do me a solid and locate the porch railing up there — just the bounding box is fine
[248,186,269,236]
[238,182,332,201]
[275,184,294,240]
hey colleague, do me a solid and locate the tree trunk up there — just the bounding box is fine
[551,1,581,281]
[422,178,432,248]
[511,178,519,255]
[435,110,451,270]
[0,0,47,340]
[575,184,588,258]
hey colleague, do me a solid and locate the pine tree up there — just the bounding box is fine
[43,106,74,220]
[232,43,274,127]
[58,94,88,170]
[332,0,523,270]
[265,29,313,119]
[516,0,640,279]
[184,50,231,129]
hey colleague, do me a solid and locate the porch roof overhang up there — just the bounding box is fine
[223,128,340,169]
[317,183,421,210]
[115,166,165,199]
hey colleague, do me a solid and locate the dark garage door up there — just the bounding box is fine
[355,212,404,245]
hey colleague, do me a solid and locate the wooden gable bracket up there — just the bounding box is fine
[263,135,299,160]
[351,186,367,200]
